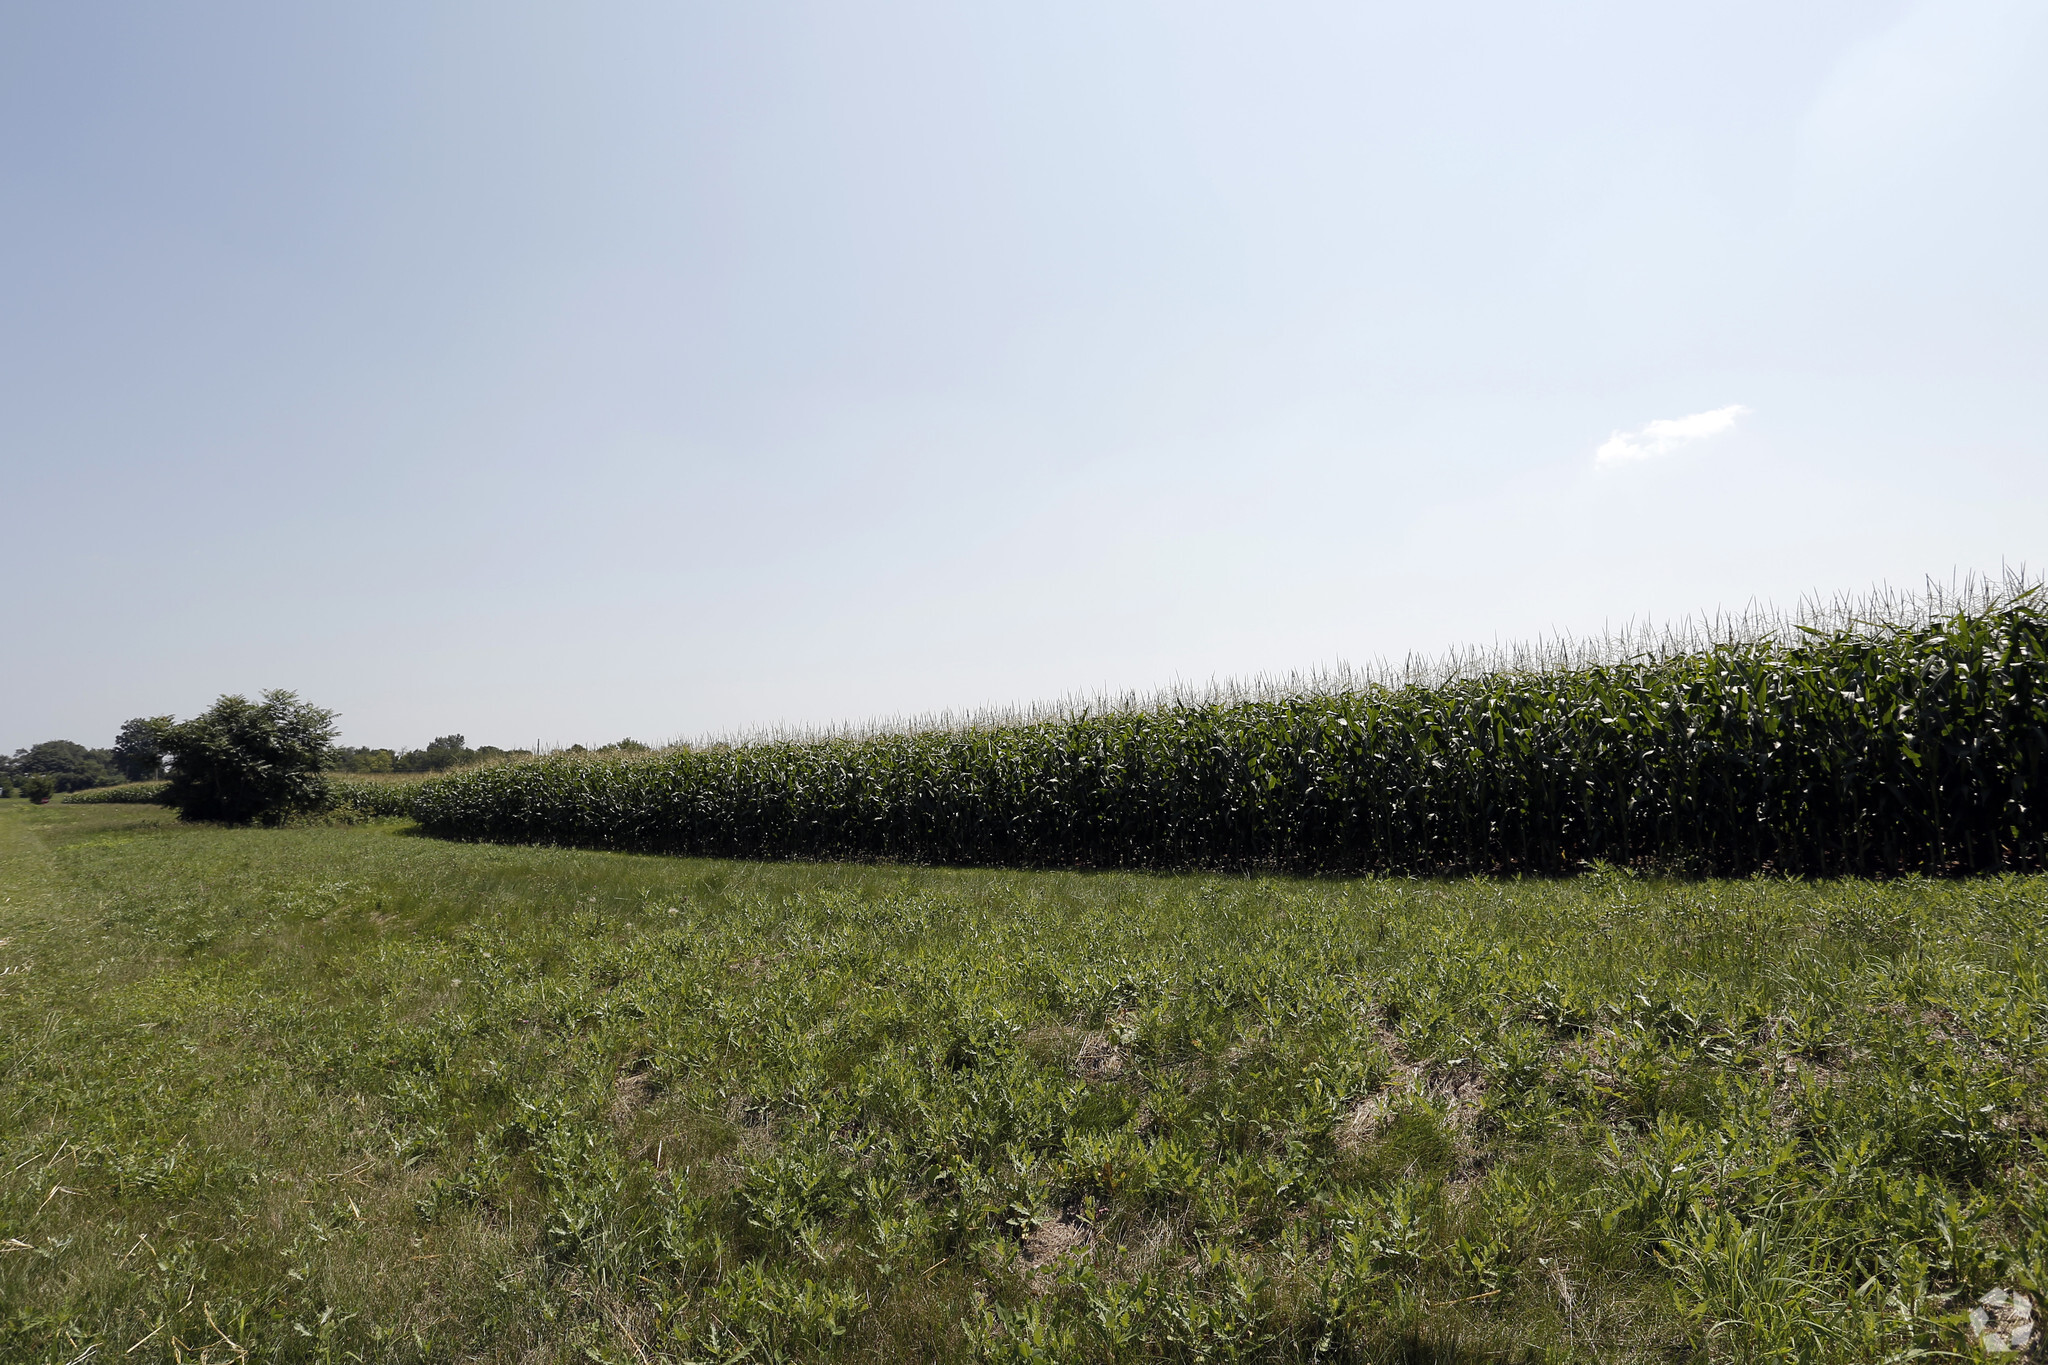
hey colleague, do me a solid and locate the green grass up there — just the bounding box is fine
[2,798,2044,1362]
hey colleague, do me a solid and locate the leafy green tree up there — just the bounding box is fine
[20,774,56,804]
[5,739,121,791]
[332,739,522,774]
[329,747,396,773]
[164,691,337,824]
[112,716,174,781]
[423,734,471,768]
[394,735,475,773]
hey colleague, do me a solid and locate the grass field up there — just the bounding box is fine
[3,798,2044,1362]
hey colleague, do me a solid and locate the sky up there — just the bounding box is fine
[3,1,2045,753]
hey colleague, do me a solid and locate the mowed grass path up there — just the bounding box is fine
[1,800,2043,1363]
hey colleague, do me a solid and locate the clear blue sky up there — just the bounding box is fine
[4,1,2044,752]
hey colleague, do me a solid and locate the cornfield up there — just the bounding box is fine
[411,585,2046,875]
[327,777,423,818]
[64,778,423,817]
[60,782,169,805]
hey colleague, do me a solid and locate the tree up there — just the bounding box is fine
[163,691,337,824]
[20,775,55,804]
[329,747,395,773]
[4,739,121,792]
[330,739,524,773]
[393,735,475,773]
[112,716,175,781]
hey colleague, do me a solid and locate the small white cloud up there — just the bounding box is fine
[1595,404,1749,465]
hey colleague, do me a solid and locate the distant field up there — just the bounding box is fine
[57,780,169,804]
[63,772,446,817]
[328,770,443,784]
[2,799,2044,1362]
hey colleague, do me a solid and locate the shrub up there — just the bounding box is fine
[164,691,337,825]
[20,775,56,804]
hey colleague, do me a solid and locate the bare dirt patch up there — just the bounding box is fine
[1335,1014,1486,1151]
[1023,1213,1092,1267]
[1075,1032,1129,1082]
[1020,1212,1094,1292]
[610,1067,655,1128]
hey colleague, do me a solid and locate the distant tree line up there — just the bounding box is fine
[0,732,142,797]
[4,725,187,799]
[328,735,530,774]
[328,737,645,771]
[4,712,538,805]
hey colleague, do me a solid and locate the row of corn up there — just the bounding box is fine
[326,779,423,818]
[380,600,2048,872]
[63,777,424,817]
[59,781,170,805]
